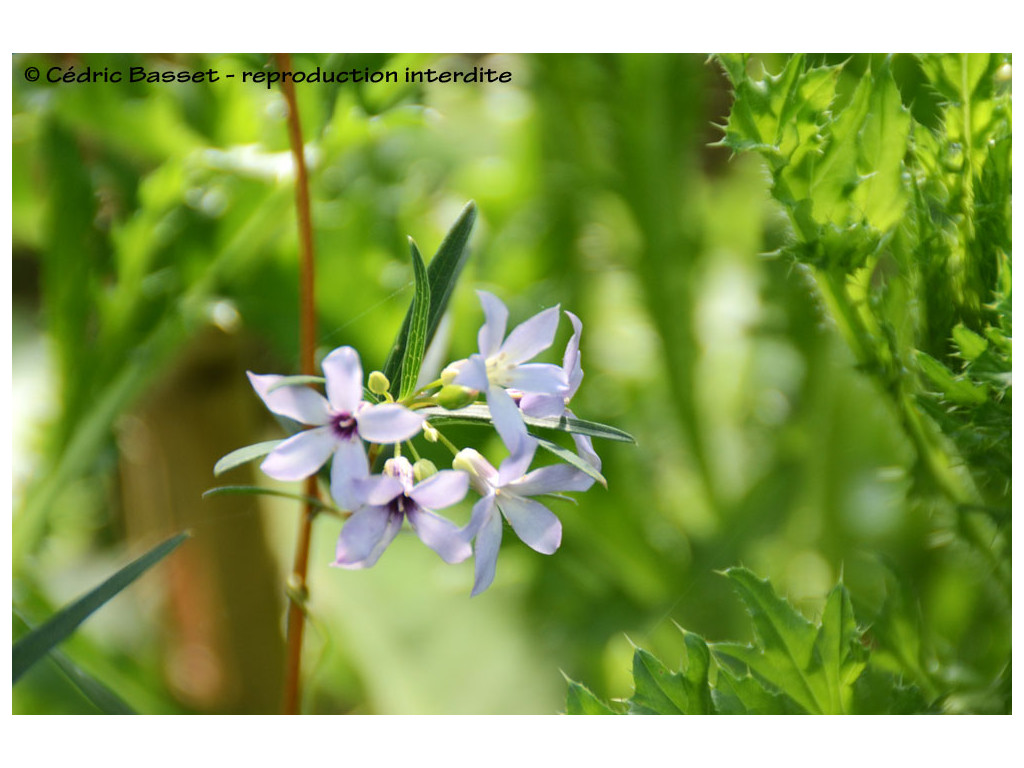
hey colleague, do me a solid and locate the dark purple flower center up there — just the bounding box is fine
[330,412,358,440]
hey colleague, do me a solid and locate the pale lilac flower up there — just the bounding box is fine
[453,291,568,456]
[454,444,594,596]
[248,346,424,509]
[333,457,471,569]
[519,311,601,470]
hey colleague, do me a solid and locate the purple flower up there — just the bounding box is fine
[333,457,471,569]
[453,291,568,456]
[454,444,594,596]
[519,311,601,470]
[248,346,424,509]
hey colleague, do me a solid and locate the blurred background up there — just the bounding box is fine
[11,53,1006,714]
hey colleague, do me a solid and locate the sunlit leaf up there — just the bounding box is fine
[383,201,477,391]
[213,439,284,476]
[418,403,636,444]
[535,437,606,488]
[203,484,338,514]
[399,238,431,400]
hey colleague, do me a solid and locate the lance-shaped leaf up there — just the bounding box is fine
[383,201,477,393]
[418,403,636,444]
[203,485,339,514]
[13,531,190,683]
[399,238,431,400]
[213,439,284,476]
[535,436,606,488]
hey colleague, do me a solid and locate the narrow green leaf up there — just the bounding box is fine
[564,675,618,715]
[13,531,190,683]
[383,201,477,391]
[202,484,338,514]
[399,238,431,400]
[535,437,607,488]
[47,647,138,714]
[812,582,867,714]
[213,439,283,476]
[418,403,636,443]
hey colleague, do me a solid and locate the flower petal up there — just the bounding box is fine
[407,505,472,564]
[468,496,502,596]
[451,354,489,391]
[352,474,405,506]
[518,392,566,419]
[562,311,584,398]
[505,363,569,396]
[247,372,331,426]
[496,494,562,555]
[476,290,509,357]
[509,462,595,496]
[330,437,370,510]
[497,439,537,486]
[499,305,560,364]
[572,430,602,472]
[322,346,364,413]
[333,506,402,569]
[453,448,499,495]
[260,427,335,481]
[409,469,469,510]
[487,385,531,457]
[355,403,425,444]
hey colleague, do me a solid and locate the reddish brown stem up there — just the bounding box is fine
[275,52,319,715]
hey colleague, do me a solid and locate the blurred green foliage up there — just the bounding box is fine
[12,52,1010,714]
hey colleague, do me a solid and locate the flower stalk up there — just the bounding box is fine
[275,52,318,716]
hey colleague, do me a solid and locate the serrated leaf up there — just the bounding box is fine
[418,403,636,443]
[713,567,825,713]
[916,350,989,405]
[711,663,800,714]
[852,61,912,231]
[13,531,189,683]
[628,646,688,714]
[564,676,618,715]
[399,238,431,400]
[953,324,989,361]
[812,582,868,714]
[383,201,477,393]
[535,437,606,488]
[213,439,284,476]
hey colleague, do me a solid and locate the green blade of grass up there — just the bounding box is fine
[13,531,190,683]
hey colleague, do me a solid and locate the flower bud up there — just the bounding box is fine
[440,359,466,385]
[438,384,478,410]
[422,422,440,442]
[368,370,390,395]
[412,458,438,483]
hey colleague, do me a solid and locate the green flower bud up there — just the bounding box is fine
[412,458,438,483]
[438,384,478,410]
[423,422,440,442]
[368,370,390,395]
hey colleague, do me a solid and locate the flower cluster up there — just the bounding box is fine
[246,291,601,595]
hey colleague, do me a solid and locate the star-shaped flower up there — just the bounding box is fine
[452,291,568,456]
[454,444,594,596]
[248,346,424,509]
[333,457,471,569]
